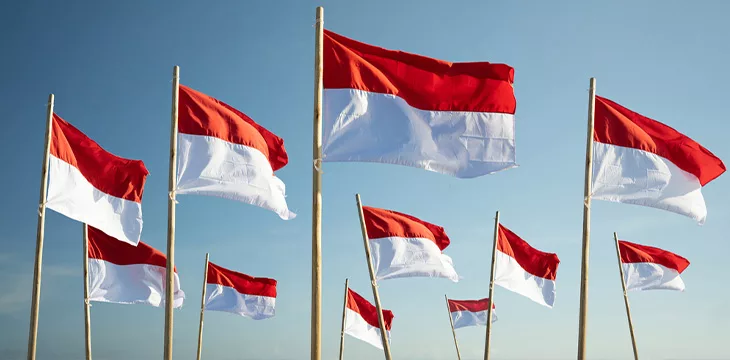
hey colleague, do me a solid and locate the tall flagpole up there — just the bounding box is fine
[577,77,596,360]
[196,253,210,360]
[613,233,639,360]
[164,65,180,360]
[82,224,92,360]
[444,295,461,360]
[483,211,500,360]
[355,194,393,360]
[27,93,54,360]
[338,278,349,360]
[310,6,324,360]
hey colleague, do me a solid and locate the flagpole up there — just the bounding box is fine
[196,253,210,360]
[613,233,639,360]
[444,295,461,360]
[164,65,180,360]
[577,77,596,360]
[483,211,499,360]
[82,224,92,360]
[338,278,349,360]
[311,6,324,360]
[27,93,54,360]
[355,194,393,360]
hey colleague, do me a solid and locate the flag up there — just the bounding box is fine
[494,224,560,307]
[176,85,295,220]
[592,96,725,224]
[448,298,496,329]
[344,288,394,350]
[322,30,517,178]
[618,240,690,292]
[47,114,148,245]
[363,206,460,282]
[204,262,276,320]
[87,226,184,307]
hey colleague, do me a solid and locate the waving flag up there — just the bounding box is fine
[618,240,690,291]
[448,298,496,329]
[204,262,276,320]
[344,288,394,349]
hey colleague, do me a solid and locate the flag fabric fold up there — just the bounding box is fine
[344,288,394,350]
[592,96,725,224]
[204,262,277,320]
[363,206,460,282]
[322,29,517,178]
[618,240,690,292]
[46,114,148,245]
[87,226,184,307]
[448,298,496,329]
[176,85,295,220]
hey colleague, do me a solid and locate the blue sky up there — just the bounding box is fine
[1,1,729,359]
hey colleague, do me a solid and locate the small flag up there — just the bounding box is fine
[363,206,460,282]
[47,114,148,245]
[323,30,517,178]
[204,262,276,320]
[618,240,690,292]
[344,288,394,350]
[494,225,560,307]
[592,96,725,224]
[448,298,496,329]
[87,226,184,307]
[176,85,295,220]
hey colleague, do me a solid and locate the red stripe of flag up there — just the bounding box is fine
[618,240,690,273]
[347,288,393,331]
[363,206,450,251]
[206,262,277,298]
[498,224,559,280]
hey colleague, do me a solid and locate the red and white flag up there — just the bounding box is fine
[47,114,148,245]
[448,298,496,329]
[592,96,725,224]
[618,240,690,292]
[344,288,394,349]
[204,262,276,320]
[494,225,560,307]
[363,206,460,282]
[176,85,295,220]
[87,226,184,307]
[322,30,517,178]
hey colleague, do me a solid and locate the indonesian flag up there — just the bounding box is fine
[592,96,725,224]
[618,240,690,292]
[87,226,184,307]
[448,298,496,329]
[176,85,295,220]
[47,114,148,245]
[204,262,276,320]
[322,30,517,178]
[344,288,394,350]
[494,225,560,307]
[362,206,460,282]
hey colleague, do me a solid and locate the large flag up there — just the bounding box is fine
[592,96,725,224]
[363,206,460,282]
[47,114,148,245]
[344,288,394,350]
[87,226,184,307]
[618,240,690,292]
[176,85,295,220]
[322,30,517,178]
[494,224,560,307]
[204,262,276,320]
[448,298,496,329]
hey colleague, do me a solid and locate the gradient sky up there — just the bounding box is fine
[1,1,729,359]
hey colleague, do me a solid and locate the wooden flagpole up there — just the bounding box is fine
[613,233,639,360]
[196,253,210,360]
[311,6,324,360]
[82,224,92,360]
[577,77,596,360]
[27,93,54,360]
[444,295,461,360]
[483,211,500,360]
[164,65,180,360]
[355,194,393,360]
[338,278,349,360]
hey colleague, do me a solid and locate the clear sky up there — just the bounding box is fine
[1,1,728,359]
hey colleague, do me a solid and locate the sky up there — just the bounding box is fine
[1,1,729,359]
